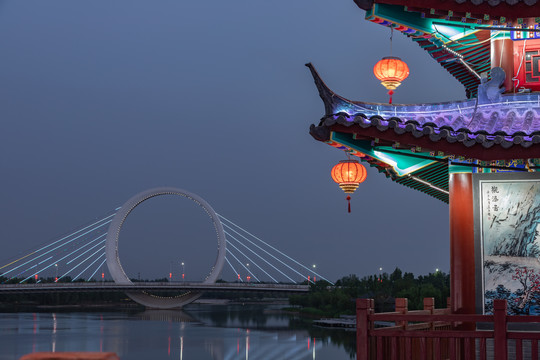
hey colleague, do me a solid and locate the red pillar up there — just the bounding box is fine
[449,172,475,316]
[491,35,514,93]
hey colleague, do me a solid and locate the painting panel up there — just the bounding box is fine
[474,172,540,315]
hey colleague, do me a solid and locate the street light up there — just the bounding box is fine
[181,262,185,282]
[312,264,316,282]
[246,263,250,282]
[55,264,58,283]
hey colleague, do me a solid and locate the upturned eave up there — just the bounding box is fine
[307,63,540,161]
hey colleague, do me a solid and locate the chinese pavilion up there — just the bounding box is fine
[308,0,540,316]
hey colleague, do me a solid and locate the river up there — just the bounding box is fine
[0,304,355,359]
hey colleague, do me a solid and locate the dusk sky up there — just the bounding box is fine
[1,1,465,282]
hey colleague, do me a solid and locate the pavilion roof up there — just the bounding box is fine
[412,31,491,99]
[307,63,540,159]
[307,63,540,202]
[361,3,540,98]
[356,0,540,22]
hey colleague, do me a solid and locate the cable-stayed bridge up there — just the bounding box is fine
[0,187,330,308]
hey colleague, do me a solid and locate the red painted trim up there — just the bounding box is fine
[328,124,540,161]
[369,0,540,19]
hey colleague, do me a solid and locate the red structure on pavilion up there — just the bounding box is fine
[308,0,540,344]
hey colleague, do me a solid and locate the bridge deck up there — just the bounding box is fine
[0,282,310,294]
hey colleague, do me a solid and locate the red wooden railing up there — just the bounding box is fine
[356,298,540,360]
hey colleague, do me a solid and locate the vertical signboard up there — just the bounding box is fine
[474,172,540,315]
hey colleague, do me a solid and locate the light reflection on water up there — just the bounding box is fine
[0,304,354,360]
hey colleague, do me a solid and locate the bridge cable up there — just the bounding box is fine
[66,234,107,265]
[14,237,104,282]
[225,231,285,283]
[221,222,311,283]
[11,235,106,282]
[21,243,103,283]
[73,252,106,281]
[0,212,115,272]
[38,256,53,265]
[224,243,262,282]
[88,258,107,282]
[55,246,105,283]
[225,248,261,283]
[224,237,277,283]
[224,249,260,282]
[224,257,243,282]
[219,214,334,285]
[3,218,111,278]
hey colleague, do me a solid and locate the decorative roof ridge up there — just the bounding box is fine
[309,111,540,158]
[317,92,540,112]
[307,62,540,135]
[320,112,540,139]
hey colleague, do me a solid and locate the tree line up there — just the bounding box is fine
[289,268,450,317]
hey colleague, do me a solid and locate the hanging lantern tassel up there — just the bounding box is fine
[388,90,394,105]
[347,195,351,213]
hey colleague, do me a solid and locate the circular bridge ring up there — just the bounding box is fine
[105,187,227,309]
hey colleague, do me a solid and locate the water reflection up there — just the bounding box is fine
[186,304,293,330]
[51,313,57,353]
[32,313,37,353]
[180,336,183,360]
[99,314,103,352]
[135,309,196,323]
[0,305,354,360]
[245,332,249,360]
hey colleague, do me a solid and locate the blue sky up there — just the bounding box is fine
[0,0,464,282]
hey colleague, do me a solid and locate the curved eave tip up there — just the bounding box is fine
[304,62,319,79]
[304,62,333,95]
[304,62,353,115]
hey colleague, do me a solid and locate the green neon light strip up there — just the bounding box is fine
[331,132,445,177]
[366,4,477,44]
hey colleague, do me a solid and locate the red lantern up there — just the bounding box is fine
[373,56,409,104]
[331,160,367,213]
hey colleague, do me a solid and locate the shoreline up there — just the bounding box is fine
[0,298,290,313]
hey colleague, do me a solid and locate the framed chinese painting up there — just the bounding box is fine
[474,172,540,315]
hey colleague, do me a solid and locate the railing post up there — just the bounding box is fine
[424,297,435,329]
[396,297,408,330]
[357,298,372,360]
[494,299,508,360]
[423,297,435,312]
